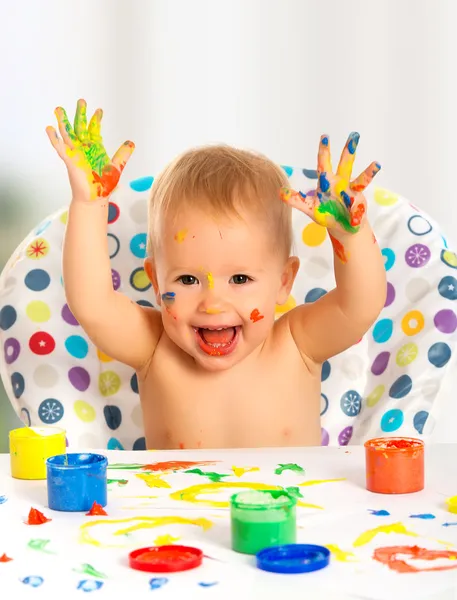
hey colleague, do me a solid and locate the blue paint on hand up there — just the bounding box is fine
[347,132,360,154]
[77,580,104,592]
[298,191,307,199]
[368,509,390,516]
[0,495,7,504]
[409,513,436,520]
[340,190,351,209]
[150,578,169,590]
[318,172,330,194]
[21,576,44,587]
[321,136,329,146]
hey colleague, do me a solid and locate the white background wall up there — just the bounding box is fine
[1,0,456,445]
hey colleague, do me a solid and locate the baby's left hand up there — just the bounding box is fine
[280,132,380,234]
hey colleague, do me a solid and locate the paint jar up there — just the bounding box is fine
[230,490,296,555]
[365,437,424,494]
[9,426,66,480]
[46,453,108,512]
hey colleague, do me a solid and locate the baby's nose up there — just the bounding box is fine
[197,290,228,315]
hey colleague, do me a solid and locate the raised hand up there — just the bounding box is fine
[280,132,380,234]
[46,99,135,201]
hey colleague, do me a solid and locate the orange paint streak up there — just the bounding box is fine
[329,233,348,263]
[141,461,217,472]
[166,306,177,320]
[0,553,13,562]
[25,508,51,525]
[350,203,365,227]
[373,545,457,573]
[86,502,108,516]
[250,309,264,323]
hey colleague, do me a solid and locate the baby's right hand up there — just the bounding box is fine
[46,99,135,201]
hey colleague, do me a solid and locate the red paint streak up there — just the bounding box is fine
[373,545,457,573]
[25,508,51,525]
[166,306,177,320]
[0,553,12,562]
[86,501,108,516]
[141,461,217,472]
[250,309,264,323]
[350,203,365,227]
[179,442,185,450]
[329,233,348,263]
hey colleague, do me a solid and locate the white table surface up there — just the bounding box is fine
[1,445,457,600]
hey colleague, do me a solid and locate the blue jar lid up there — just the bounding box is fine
[256,544,330,574]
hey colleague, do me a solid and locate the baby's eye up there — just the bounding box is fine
[178,275,198,285]
[230,274,251,285]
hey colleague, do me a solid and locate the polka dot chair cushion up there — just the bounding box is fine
[1,169,456,449]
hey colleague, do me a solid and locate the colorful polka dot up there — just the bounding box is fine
[438,275,457,300]
[381,248,395,271]
[26,238,50,260]
[4,338,20,364]
[97,349,113,362]
[33,364,59,388]
[107,233,120,259]
[11,372,25,398]
[275,295,296,317]
[372,318,393,343]
[130,267,151,292]
[38,398,64,423]
[321,360,331,382]
[0,305,16,330]
[302,168,318,179]
[20,407,31,426]
[68,367,90,391]
[24,269,51,291]
[340,390,362,417]
[61,304,79,326]
[434,309,457,334]
[133,437,147,450]
[104,405,122,430]
[401,310,424,336]
[108,202,120,224]
[389,375,413,399]
[34,219,51,235]
[338,426,353,446]
[65,335,89,359]
[440,249,457,269]
[107,437,124,450]
[413,410,429,434]
[137,300,154,308]
[130,233,148,259]
[428,342,451,367]
[374,188,399,206]
[26,300,51,323]
[29,331,55,355]
[60,210,68,225]
[384,282,396,307]
[381,409,404,432]
[371,351,390,375]
[366,384,385,408]
[111,269,121,291]
[129,176,154,191]
[302,222,327,247]
[74,400,96,422]
[130,373,139,394]
[321,428,329,446]
[320,393,329,416]
[99,371,121,397]
[407,215,432,236]
[405,243,431,268]
[396,343,418,367]
[305,288,327,303]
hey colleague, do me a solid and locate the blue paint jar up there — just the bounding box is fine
[46,453,108,512]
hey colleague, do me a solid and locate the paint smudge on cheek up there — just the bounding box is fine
[165,306,177,320]
[174,229,188,243]
[250,308,264,323]
[329,232,349,264]
[373,545,457,573]
[162,292,175,304]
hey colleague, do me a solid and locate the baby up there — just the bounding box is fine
[46,99,387,449]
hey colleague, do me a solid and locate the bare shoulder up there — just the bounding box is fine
[270,312,321,375]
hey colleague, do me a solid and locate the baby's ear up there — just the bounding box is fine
[143,257,161,305]
[277,256,300,304]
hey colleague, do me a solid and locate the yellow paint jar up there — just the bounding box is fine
[9,426,66,480]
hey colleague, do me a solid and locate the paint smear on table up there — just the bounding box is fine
[373,545,457,573]
[298,478,346,487]
[410,513,436,519]
[325,544,358,562]
[74,564,107,578]
[80,516,213,548]
[136,473,171,488]
[86,502,108,516]
[275,463,305,475]
[353,522,419,547]
[107,479,128,486]
[185,468,230,482]
[150,578,168,590]
[232,466,260,477]
[154,534,180,546]
[0,496,7,504]
[25,508,51,525]
[0,553,13,562]
[368,509,390,516]
[27,539,55,554]
[108,460,218,472]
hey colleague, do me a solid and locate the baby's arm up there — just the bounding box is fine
[282,133,387,363]
[46,100,162,370]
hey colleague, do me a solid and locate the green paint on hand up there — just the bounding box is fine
[27,539,55,554]
[317,199,359,233]
[185,468,230,483]
[275,463,306,475]
[74,563,107,579]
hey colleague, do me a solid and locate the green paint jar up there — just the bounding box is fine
[230,490,297,555]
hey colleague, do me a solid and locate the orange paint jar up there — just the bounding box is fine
[364,437,424,494]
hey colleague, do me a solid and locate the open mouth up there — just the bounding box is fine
[193,326,241,357]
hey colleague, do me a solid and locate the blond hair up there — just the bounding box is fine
[147,144,292,258]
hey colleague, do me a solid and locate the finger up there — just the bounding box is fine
[55,107,77,149]
[74,98,89,141]
[111,141,135,172]
[88,108,103,143]
[279,186,316,220]
[350,161,381,192]
[317,134,332,174]
[336,131,360,181]
[45,126,70,161]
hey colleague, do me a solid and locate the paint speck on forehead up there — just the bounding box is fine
[207,273,214,289]
[174,229,188,243]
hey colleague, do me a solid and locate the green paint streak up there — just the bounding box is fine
[275,463,306,475]
[73,563,107,579]
[317,199,359,233]
[84,142,110,175]
[107,478,128,486]
[27,539,55,554]
[107,463,143,470]
[185,468,230,483]
[285,486,304,499]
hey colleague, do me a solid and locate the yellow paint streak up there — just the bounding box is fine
[231,466,260,478]
[353,522,419,547]
[80,516,213,548]
[207,272,214,289]
[325,544,358,562]
[170,482,323,509]
[298,478,346,487]
[136,473,171,488]
[174,229,188,243]
[205,307,221,314]
[154,534,180,546]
